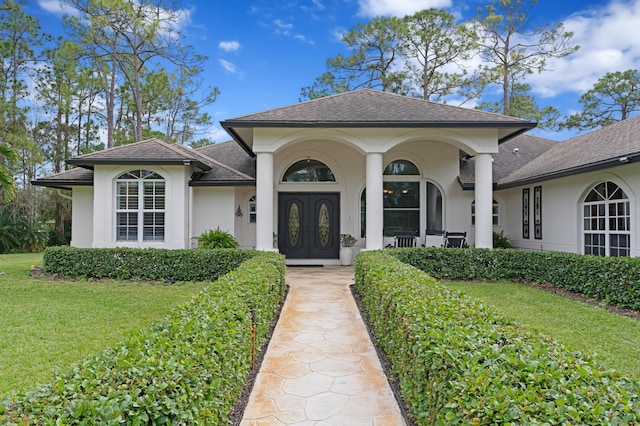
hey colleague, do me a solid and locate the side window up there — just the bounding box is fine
[248,195,256,224]
[471,199,500,226]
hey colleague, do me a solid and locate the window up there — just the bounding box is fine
[362,160,438,237]
[115,170,165,242]
[282,159,336,182]
[248,195,256,223]
[471,200,500,226]
[583,182,630,257]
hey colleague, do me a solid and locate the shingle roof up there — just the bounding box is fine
[498,116,640,187]
[67,138,212,171]
[221,89,536,152]
[33,139,256,188]
[30,167,94,189]
[459,134,559,188]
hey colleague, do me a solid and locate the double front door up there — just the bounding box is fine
[278,192,340,259]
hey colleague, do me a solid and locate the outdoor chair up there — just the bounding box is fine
[393,233,418,248]
[443,231,467,248]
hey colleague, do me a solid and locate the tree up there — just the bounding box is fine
[0,141,16,201]
[563,69,640,131]
[478,83,560,130]
[475,0,578,116]
[63,0,209,146]
[301,17,408,100]
[399,9,479,102]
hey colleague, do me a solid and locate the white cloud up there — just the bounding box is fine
[218,40,241,52]
[37,0,80,17]
[356,0,451,18]
[274,19,294,30]
[219,59,237,74]
[527,0,640,98]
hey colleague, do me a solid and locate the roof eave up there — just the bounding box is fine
[189,180,256,187]
[31,180,93,189]
[66,158,212,171]
[221,120,535,129]
[496,155,639,190]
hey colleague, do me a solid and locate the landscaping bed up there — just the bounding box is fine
[0,251,287,425]
[354,250,640,424]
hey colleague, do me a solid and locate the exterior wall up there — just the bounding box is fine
[71,186,94,248]
[234,187,257,249]
[91,165,191,249]
[191,187,236,248]
[497,163,640,256]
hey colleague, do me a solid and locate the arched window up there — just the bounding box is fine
[471,200,500,226]
[115,170,165,242]
[583,182,630,257]
[282,159,336,182]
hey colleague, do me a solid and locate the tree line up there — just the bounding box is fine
[301,0,639,133]
[0,0,218,252]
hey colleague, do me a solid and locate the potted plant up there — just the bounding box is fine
[339,233,357,266]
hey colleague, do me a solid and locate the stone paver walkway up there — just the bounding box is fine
[240,266,405,425]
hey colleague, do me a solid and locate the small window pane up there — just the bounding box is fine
[383,160,419,175]
[283,160,336,182]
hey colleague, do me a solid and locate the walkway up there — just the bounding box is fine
[240,266,406,425]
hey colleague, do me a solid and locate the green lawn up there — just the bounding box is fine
[443,280,640,379]
[0,253,206,398]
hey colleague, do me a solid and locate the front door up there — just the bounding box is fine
[278,192,340,259]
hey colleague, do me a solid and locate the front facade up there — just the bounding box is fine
[34,90,640,262]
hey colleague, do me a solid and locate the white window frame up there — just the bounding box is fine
[115,170,165,242]
[583,182,630,257]
[471,199,500,226]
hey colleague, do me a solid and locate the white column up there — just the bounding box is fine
[256,152,275,251]
[366,152,384,250]
[475,153,493,248]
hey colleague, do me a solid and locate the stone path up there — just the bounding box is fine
[240,266,406,425]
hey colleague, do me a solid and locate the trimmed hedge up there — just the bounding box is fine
[1,252,286,425]
[392,247,640,310]
[354,251,640,424]
[42,246,257,282]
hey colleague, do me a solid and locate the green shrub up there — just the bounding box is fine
[1,252,287,425]
[392,247,640,310]
[42,246,255,281]
[196,227,239,249]
[354,251,640,424]
[492,230,512,249]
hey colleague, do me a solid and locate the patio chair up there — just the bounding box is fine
[393,233,418,248]
[443,231,467,248]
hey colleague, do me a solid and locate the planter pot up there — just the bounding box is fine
[339,247,353,266]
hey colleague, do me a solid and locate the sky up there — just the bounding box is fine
[29,0,640,142]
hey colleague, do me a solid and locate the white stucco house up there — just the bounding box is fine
[33,89,640,263]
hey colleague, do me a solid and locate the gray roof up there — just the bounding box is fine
[195,140,256,180]
[67,138,212,171]
[33,139,256,188]
[459,134,559,188]
[498,115,640,187]
[30,167,94,189]
[221,89,536,153]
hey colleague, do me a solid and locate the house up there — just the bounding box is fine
[33,89,640,262]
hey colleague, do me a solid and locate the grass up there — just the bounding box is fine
[0,253,206,398]
[443,280,640,379]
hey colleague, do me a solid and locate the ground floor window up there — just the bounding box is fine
[115,170,165,242]
[583,182,630,257]
[471,199,500,226]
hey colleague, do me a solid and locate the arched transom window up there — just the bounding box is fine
[282,159,336,182]
[115,170,165,242]
[583,182,630,257]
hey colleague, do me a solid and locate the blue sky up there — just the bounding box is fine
[31,0,640,142]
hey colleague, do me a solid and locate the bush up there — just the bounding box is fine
[1,252,287,425]
[196,227,239,249]
[354,251,640,424]
[42,246,256,281]
[392,247,640,310]
[492,230,512,249]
